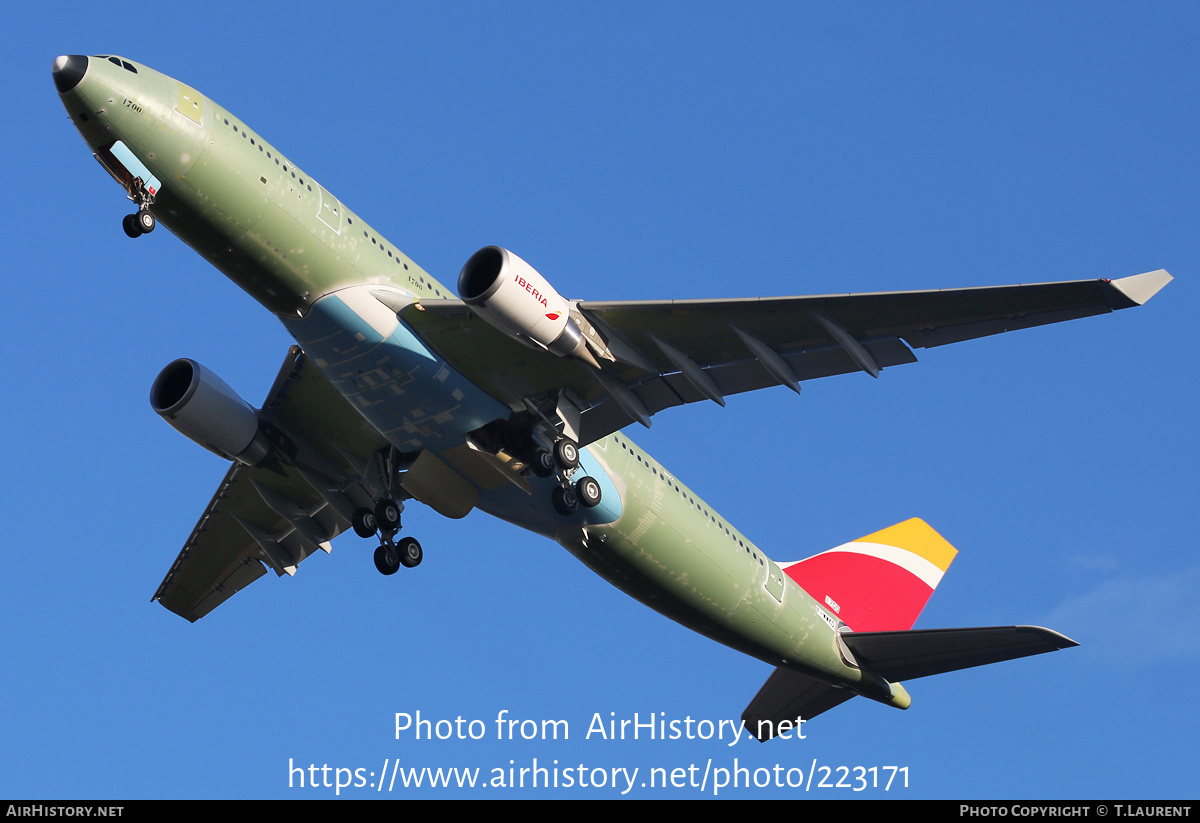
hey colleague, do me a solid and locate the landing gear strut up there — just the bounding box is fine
[121,177,156,238]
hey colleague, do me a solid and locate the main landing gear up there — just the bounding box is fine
[353,498,423,576]
[538,436,602,516]
[348,448,424,576]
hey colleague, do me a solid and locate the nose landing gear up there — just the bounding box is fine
[120,177,157,238]
[122,209,156,237]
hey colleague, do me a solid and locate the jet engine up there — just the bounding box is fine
[457,246,601,368]
[150,359,270,465]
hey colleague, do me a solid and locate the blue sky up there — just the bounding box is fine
[3,3,1197,799]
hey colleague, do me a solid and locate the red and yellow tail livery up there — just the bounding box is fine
[783,518,957,632]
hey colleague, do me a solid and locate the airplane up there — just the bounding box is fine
[52,53,1171,740]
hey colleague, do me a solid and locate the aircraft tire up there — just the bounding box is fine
[398,536,423,568]
[552,485,579,515]
[375,499,402,532]
[137,209,156,233]
[532,449,556,478]
[575,476,602,507]
[374,545,400,576]
[352,508,378,538]
[554,438,580,470]
[122,214,142,238]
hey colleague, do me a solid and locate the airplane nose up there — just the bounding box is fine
[52,54,88,93]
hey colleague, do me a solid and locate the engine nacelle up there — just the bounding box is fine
[150,359,270,465]
[458,246,599,367]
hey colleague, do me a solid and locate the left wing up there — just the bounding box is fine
[153,347,389,621]
[401,269,1171,444]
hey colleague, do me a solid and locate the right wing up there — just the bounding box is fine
[153,347,389,621]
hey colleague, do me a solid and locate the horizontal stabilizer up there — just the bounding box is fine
[742,667,854,742]
[841,625,1078,682]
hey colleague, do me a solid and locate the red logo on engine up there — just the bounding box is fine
[545,312,561,321]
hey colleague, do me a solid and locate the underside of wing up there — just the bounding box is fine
[153,347,389,621]
[402,270,1170,444]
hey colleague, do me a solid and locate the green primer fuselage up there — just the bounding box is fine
[58,56,870,698]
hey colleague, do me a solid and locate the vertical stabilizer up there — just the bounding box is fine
[781,518,957,631]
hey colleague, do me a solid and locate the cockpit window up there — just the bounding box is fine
[104,56,138,74]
